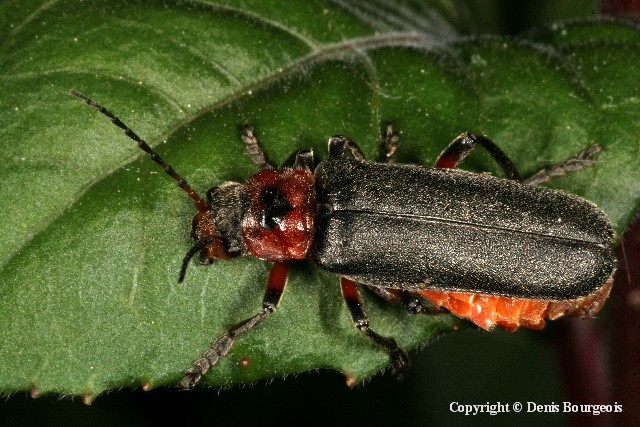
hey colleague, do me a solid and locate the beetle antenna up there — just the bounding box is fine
[69,90,208,212]
[179,236,215,283]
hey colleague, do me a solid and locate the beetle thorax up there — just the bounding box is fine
[241,168,316,261]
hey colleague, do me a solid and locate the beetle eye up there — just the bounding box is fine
[259,187,293,229]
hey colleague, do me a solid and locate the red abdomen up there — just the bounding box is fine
[419,277,613,331]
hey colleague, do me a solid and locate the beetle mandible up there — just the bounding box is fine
[70,90,615,388]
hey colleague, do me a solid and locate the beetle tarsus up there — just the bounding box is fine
[523,144,602,186]
[241,124,273,169]
[361,326,409,378]
[180,311,267,388]
[380,121,399,163]
[181,334,235,388]
[390,348,410,378]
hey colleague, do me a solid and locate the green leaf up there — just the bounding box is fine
[1,2,638,399]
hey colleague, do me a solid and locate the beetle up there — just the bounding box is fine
[70,90,615,388]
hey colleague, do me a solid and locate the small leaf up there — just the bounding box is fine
[0,2,638,398]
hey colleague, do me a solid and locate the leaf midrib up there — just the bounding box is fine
[0,31,448,271]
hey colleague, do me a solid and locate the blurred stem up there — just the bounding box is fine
[602,0,640,16]
[612,214,640,426]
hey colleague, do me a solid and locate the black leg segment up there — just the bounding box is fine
[435,132,522,180]
[366,286,448,315]
[340,278,409,377]
[328,135,366,161]
[283,149,314,170]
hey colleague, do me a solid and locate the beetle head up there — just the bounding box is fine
[179,181,247,283]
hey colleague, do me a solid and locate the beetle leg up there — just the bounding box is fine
[379,122,399,163]
[367,286,448,315]
[241,124,274,169]
[375,288,423,313]
[435,133,522,180]
[181,262,289,388]
[398,291,451,314]
[523,144,602,186]
[366,286,398,303]
[328,136,366,161]
[340,278,409,377]
[283,149,315,170]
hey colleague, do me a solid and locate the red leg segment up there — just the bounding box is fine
[435,132,521,180]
